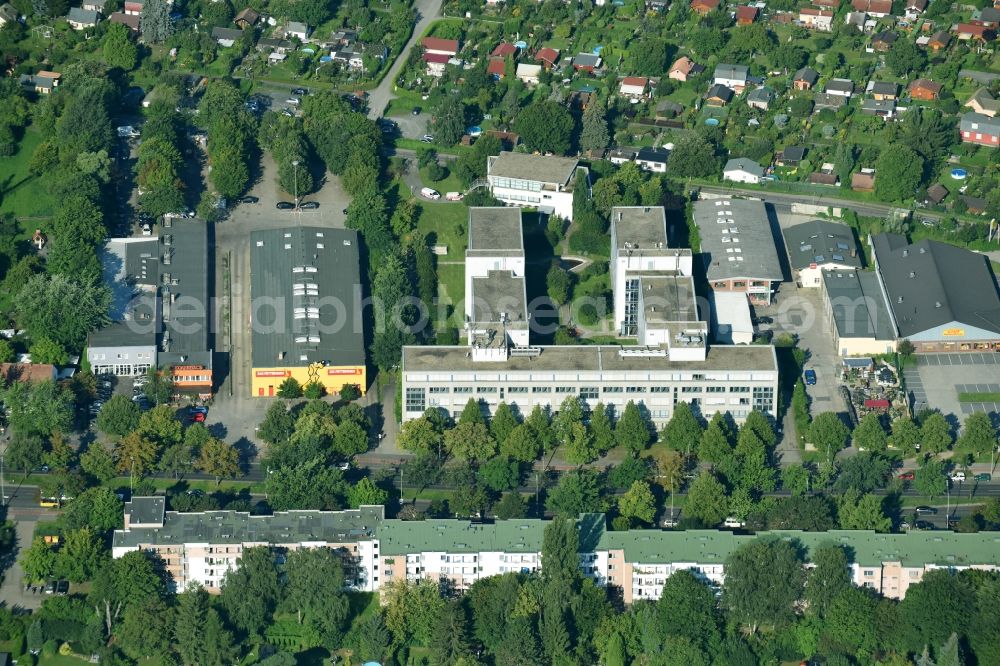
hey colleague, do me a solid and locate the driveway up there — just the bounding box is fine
[366,0,444,119]
[211,152,354,450]
[0,518,48,611]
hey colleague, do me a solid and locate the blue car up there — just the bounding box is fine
[804,369,817,385]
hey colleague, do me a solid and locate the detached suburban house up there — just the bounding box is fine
[20,70,61,94]
[635,147,670,173]
[736,6,758,24]
[714,63,748,92]
[955,23,988,41]
[909,79,941,101]
[284,21,311,41]
[723,158,765,184]
[516,63,541,84]
[960,112,1000,147]
[109,11,139,31]
[66,6,99,28]
[705,84,734,106]
[669,56,704,82]
[746,87,775,111]
[619,76,649,99]
[422,37,458,77]
[690,0,720,14]
[966,88,1000,116]
[868,81,898,101]
[852,0,892,17]
[212,27,243,47]
[123,0,141,15]
[534,47,560,69]
[776,146,806,167]
[800,7,834,31]
[814,92,847,111]
[824,78,855,98]
[233,7,259,28]
[573,53,602,72]
[793,67,819,90]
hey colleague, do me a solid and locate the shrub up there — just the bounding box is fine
[302,382,325,400]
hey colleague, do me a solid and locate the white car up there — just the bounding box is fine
[286,97,301,105]
[420,187,441,200]
[950,471,966,483]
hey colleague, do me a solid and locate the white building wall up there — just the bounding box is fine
[723,169,760,185]
[799,262,856,288]
[489,185,575,221]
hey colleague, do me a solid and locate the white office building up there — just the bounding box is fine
[610,206,695,337]
[486,152,587,221]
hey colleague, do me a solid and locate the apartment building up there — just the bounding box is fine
[486,152,587,221]
[112,498,384,593]
[404,206,777,425]
[115,502,1000,603]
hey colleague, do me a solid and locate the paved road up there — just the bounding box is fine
[697,185,946,221]
[366,0,444,119]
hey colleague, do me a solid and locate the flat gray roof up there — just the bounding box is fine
[871,233,1000,337]
[471,271,528,327]
[126,497,165,526]
[611,206,669,252]
[783,219,862,270]
[639,274,697,324]
[403,343,777,374]
[488,152,579,186]
[162,219,210,355]
[250,227,365,368]
[693,199,784,282]
[467,207,524,256]
[89,321,156,349]
[114,505,385,548]
[822,269,895,341]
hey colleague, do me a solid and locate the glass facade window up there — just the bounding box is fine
[405,388,425,412]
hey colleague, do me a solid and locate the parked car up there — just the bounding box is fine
[238,195,259,204]
[411,106,421,115]
[299,201,320,210]
[276,201,295,210]
[975,472,992,482]
[755,316,774,325]
[291,87,307,96]
[286,97,301,105]
[189,406,208,415]
[420,134,434,143]
[914,506,937,515]
[420,188,441,200]
[804,369,817,385]
[914,520,935,530]
[897,471,915,481]
[190,412,206,423]
[44,580,56,594]
[55,580,69,595]
[950,471,966,483]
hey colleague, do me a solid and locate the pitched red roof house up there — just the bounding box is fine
[863,399,890,410]
[955,22,989,40]
[851,0,893,15]
[487,57,506,78]
[909,79,941,100]
[535,47,560,68]
[422,36,459,55]
[423,52,450,64]
[491,42,517,58]
[690,0,720,14]
[736,6,758,24]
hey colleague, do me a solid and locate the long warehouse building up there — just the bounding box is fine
[249,227,367,397]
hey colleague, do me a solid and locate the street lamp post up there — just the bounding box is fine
[130,456,136,495]
[292,160,300,208]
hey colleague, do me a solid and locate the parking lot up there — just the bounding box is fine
[904,353,1000,419]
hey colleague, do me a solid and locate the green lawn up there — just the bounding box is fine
[414,200,468,260]
[958,392,1000,402]
[436,263,465,330]
[419,164,465,195]
[0,128,55,219]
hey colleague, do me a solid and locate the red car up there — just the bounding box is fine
[898,472,915,481]
[190,412,206,423]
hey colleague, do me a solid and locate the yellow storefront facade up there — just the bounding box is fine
[251,363,367,397]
